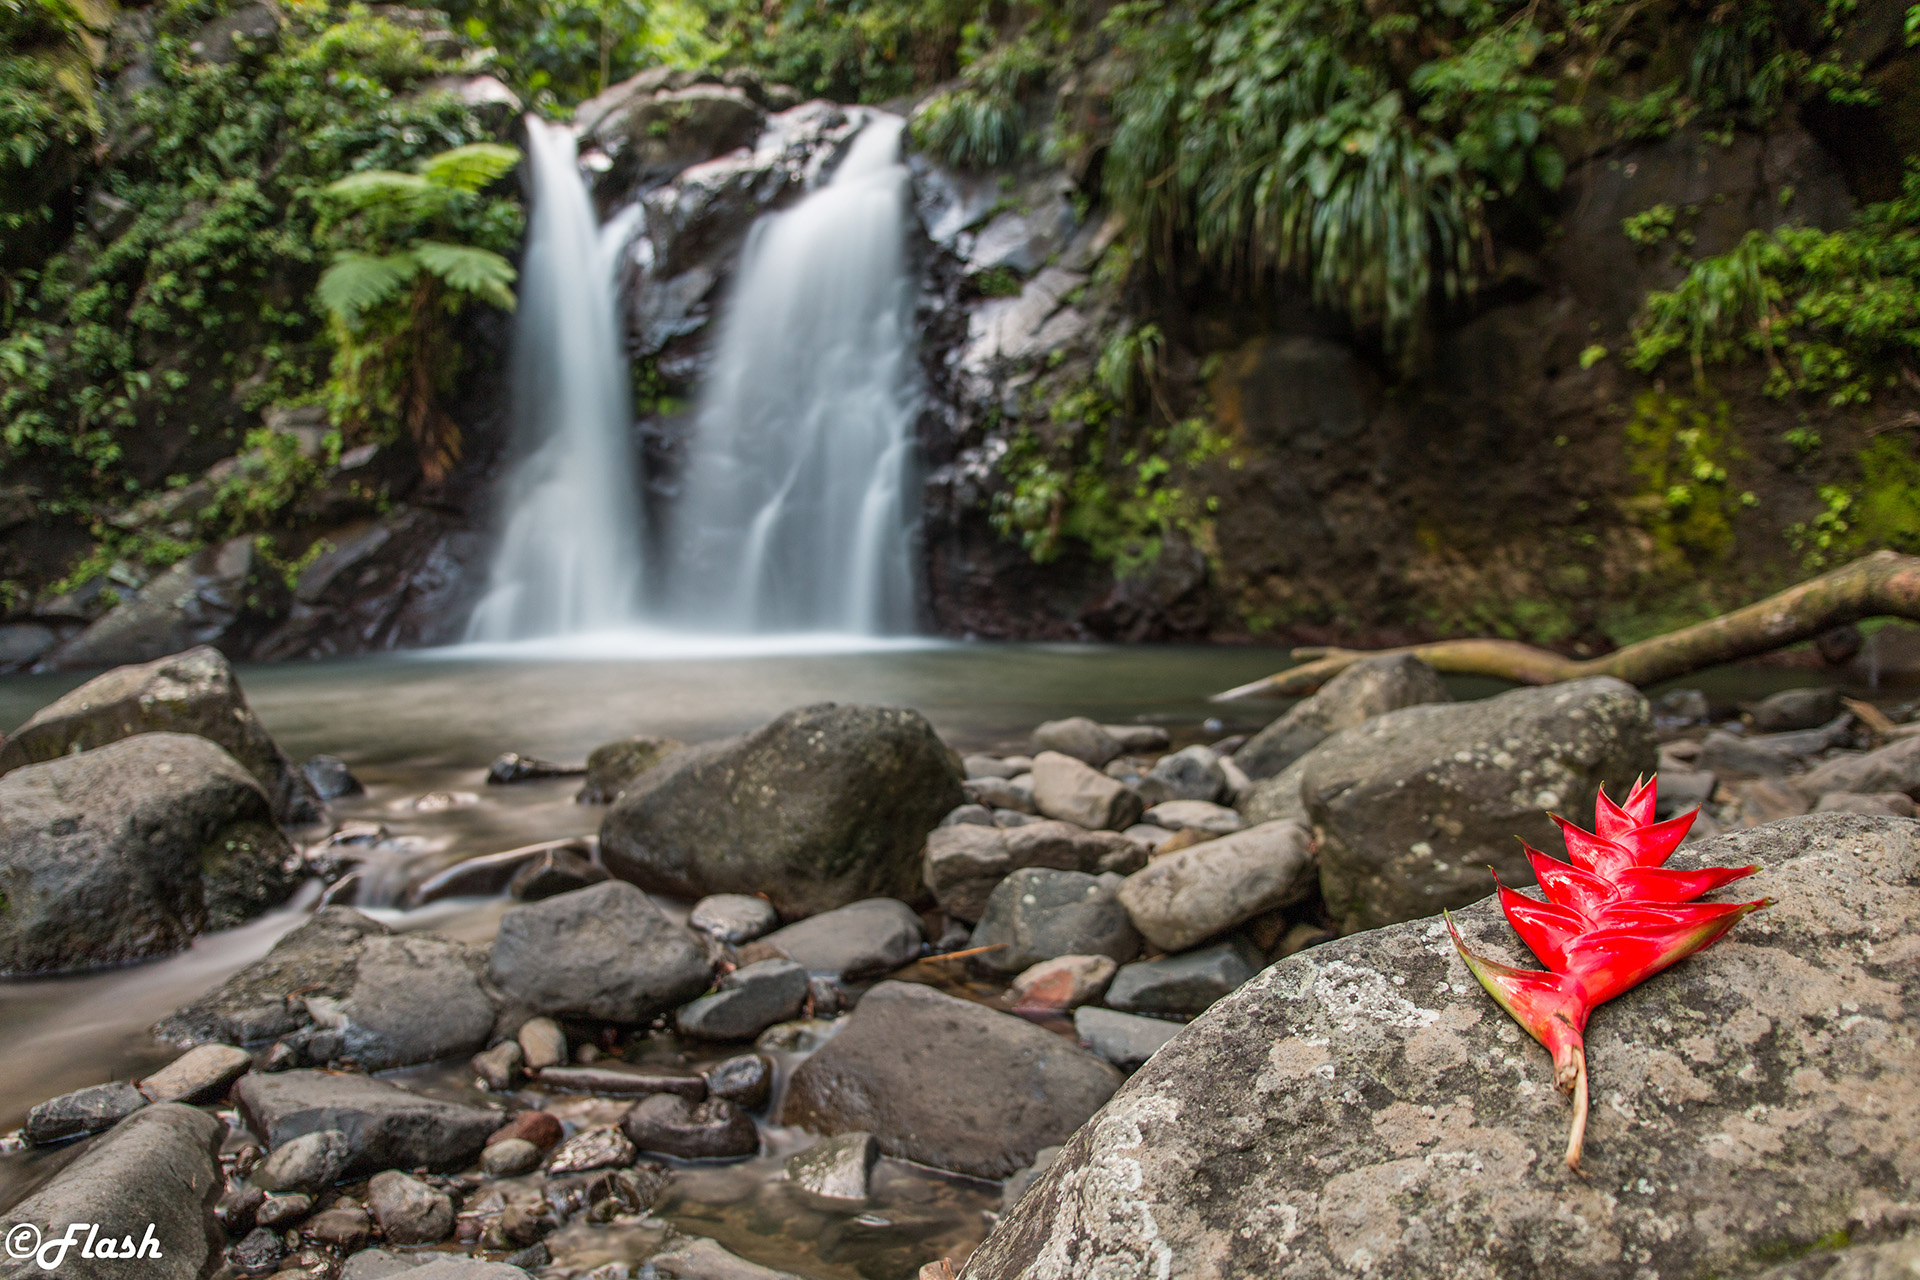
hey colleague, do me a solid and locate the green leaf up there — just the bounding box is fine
[317,251,418,325]
[412,240,518,310]
[320,169,437,214]
[416,143,522,193]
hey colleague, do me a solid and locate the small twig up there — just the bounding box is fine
[921,943,1009,962]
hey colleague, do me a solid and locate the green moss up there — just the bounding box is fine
[1790,435,1920,568]
[1624,390,1742,565]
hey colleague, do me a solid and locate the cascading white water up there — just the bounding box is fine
[662,112,920,634]
[466,116,645,641]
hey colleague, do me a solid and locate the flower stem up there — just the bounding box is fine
[1565,1049,1588,1174]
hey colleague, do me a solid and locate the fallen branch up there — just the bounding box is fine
[1214,551,1920,700]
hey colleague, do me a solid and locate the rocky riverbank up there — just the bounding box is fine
[1,646,1916,1279]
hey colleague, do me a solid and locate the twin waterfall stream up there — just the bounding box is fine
[467,111,921,646]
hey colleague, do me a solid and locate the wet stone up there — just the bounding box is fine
[534,1063,706,1098]
[25,1080,147,1144]
[256,1193,312,1228]
[481,1137,543,1177]
[473,1040,524,1091]
[138,1042,251,1103]
[688,893,780,945]
[507,845,609,901]
[785,1130,878,1210]
[704,1053,774,1111]
[230,1226,285,1274]
[1102,938,1263,1020]
[486,752,582,785]
[547,1123,636,1175]
[676,957,810,1040]
[488,1110,563,1150]
[516,1017,566,1071]
[366,1169,452,1244]
[303,1205,371,1251]
[303,755,363,800]
[623,1093,758,1160]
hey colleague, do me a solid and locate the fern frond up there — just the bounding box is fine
[416,142,522,193]
[317,251,419,326]
[412,240,517,310]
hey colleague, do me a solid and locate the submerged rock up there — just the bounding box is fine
[1234,654,1450,781]
[784,1130,878,1210]
[0,733,297,974]
[781,981,1121,1179]
[0,644,323,824]
[488,880,711,1024]
[964,815,1918,1280]
[0,1104,225,1280]
[599,703,964,918]
[1304,676,1655,933]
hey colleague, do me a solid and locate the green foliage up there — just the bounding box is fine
[1624,390,1740,564]
[445,0,720,108]
[1629,164,1920,405]
[201,427,339,537]
[1789,436,1920,568]
[910,32,1051,169]
[314,141,521,482]
[704,0,987,104]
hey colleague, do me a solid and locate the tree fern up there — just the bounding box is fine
[316,251,419,327]
[415,141,520,194]
[412,240,517,311]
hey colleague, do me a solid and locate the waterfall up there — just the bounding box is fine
[662,112,920,634]
[466,116,645,641]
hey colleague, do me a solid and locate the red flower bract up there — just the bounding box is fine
[1446,776,1769,1172]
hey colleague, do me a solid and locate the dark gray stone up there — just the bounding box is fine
[1133,745,1226,806]
[687,893,779,944]
[303,755,362,800]
[924,820,1143,923]
[575,735,684,804]
[1235,654,1451,780]
[756,898,924,979]
[485,752,582,785]
[25,1082,148,1144]
[784,1130,877,1209]
[252,1129,351,1193]
[488,880,711,1023]
[703,1054,773,1111]
[675,958,810,1040]
[366,1170,452,1245]
[154,907,387,1048]
[545,1124,636,1174]
[531,1064,706,1098]
[1696,715,1854,777]
[0,1104,224,1280]
[600,704,964,918]
[963,816,1917,1280]
[1749,686,1844,733]
[970,868,1140,975]
[0,645,322,824]
[507,845,609,901]
[1798,736,1920,799]
[1072,1006,1182,1070]
[0,733,297,974]
[1302,677,1656,934]
[623,1093,758,1160]
[1102,939,1263,1019]
[235,1071,500,1178]
[783,982,1121,1179]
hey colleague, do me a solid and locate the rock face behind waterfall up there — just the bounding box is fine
[599,703,964,918]
[965,814,1920,1280]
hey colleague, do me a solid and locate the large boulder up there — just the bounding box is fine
[923,820,1142,922]
[599,704,965,918]
[0,645,322,825]
[969,868,1141,975]
[0,733,297,975]
[153,908,496,1070]
[1116,820,1316,953]
[575,735,685,804]
[1303,676,1655,934]
[781,981,1122,1179]
[235,1070,501,1177]
[0,1104,225,1280]
[488,880,711,1023]
[964,814,1919,1279]
[1234,654,1451,780]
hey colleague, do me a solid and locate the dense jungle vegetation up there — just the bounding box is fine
[3,0,1918,640]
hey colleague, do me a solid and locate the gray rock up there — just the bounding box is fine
[600,704,964,918]
[1749,686,1844,732]
[1139,799,1242,835]
[756,898,923,979]
[1656,766,1718,817]
[1001,1146,1063,1212]
[1028,718,1122,767]
[970,868,1140,975]
[393,1259,533,1280]
[486,752,582,785]
[1652,687,1711,728]
[704,1053,773,1111]
[647,1236,801,1280]
[993,809,1044,828]
[25,1081,148,1144]
[252,1128,351,1193]
[227,1224,284,1274]
[623,1093,757,1160]
[340,1249,419,1280]
[488,880,711,1023]
[687,893,779,944]
[1103,939,1263,1019]
[575,735,684,804]
[154,907,388,1049]
[780,981,1123,1179]
[310,932,497,1071]
[0,644,321,824]
[532,1064,706,1098]
[1235,654,1451,780]
[0,1104,224,1280]
[236,1071,500,1177]
[0,733,297,974]
[507,845,609,901]
[924,820,1143,922]
[964,774,1039,813]
[253,1192,310,1228]
[138,1042,251,1104]
[598,84,766,189]
[940,803,997,827]
[1028,752,1144,830]
[964,754,1022,779]
[1757,1234,1920,1280]
[1117,820,1316,953]
[366,1169,452,1245]
[1122,823,1176,847]
[480,1137,542,1176]
[1133,746,1225,806]
[1797,735,1920,798]
[966,815,1919,1280]
[1236,753,1310,826]
[545,1123,637,1174]
[675,958,810,1040]
[303,754,362,800]
[1072,1006,1181,1070]
[1103,725,1170,753]
[1814,790,1919,817]
[1696,715,1854,777]
[1303,676,1656,934]
[785,1130,878,1209]
[516,1017,565,1070]
[472,1040,524,1090]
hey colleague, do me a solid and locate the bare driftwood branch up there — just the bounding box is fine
[1214,551,1920,701]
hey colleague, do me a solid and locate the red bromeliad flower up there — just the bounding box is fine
[1446,776,1768,1172]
